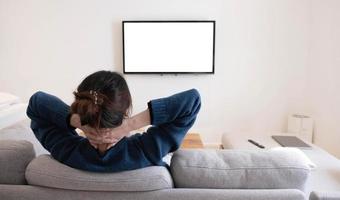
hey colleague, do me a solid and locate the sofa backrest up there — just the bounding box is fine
[170,149,311,191]
[25,155,173,192]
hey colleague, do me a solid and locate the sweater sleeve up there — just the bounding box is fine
[26,91,84,160]
[26,91,75,130]
[138,89,201,165]
[148,89,201,126]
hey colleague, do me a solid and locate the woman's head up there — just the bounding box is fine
[70,70,132,129]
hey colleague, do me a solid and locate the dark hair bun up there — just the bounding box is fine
[71,71,132,129]
[71,91,100,127]
[71,90,125,128]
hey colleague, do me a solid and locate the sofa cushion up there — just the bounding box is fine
[170,149,310,191]
[0,140,35,184]
[25,155,173,192]
[0,186,306,200]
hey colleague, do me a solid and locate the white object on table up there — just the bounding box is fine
[288,114,314,143]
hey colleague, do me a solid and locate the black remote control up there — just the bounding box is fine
[248,139,265,149]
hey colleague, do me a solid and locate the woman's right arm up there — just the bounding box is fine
[100,89,201,163]
[125,109,151,132]
[107,89,201,138]
[138,88,202,165]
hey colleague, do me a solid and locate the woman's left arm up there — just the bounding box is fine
[26,91,75,131]
[26,91,87,161]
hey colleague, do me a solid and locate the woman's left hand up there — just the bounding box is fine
[70,114,116,146]
[70,113,130,151]
[82,127,121,149]
[90,120,130,149]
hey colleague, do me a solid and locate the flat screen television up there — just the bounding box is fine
[122,21,215,74]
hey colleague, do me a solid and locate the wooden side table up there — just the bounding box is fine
[180,133,204,149]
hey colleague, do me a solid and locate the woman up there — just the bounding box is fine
[26,70,201,172]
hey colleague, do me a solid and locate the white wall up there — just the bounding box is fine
[0,0,311,145]
[306,0,340,157]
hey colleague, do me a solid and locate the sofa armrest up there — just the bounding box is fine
[170,149,311,191]
[0,140,36,184]
[310,191,340,200]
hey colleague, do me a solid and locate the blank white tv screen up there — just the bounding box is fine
[123,21,215,73]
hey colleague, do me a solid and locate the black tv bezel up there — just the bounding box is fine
[122,20,216,74]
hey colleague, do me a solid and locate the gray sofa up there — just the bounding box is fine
[0,140,312,200]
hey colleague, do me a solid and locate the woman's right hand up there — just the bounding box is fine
[97,109,151,145]
[80,125,122,150]
[89,120,131,150]
[70,114,121,151]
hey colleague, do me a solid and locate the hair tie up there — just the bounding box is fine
[89,90,98,105]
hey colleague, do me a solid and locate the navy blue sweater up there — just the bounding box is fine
[26,89,201,172]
